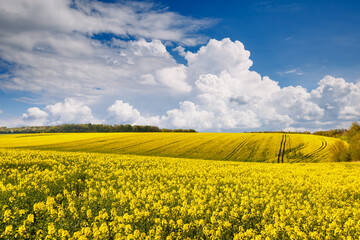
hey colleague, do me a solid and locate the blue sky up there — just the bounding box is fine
[160,0,360,87]
[0,0,360,131]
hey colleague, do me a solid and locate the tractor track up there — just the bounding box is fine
[277,134,287,163]
[225,138,249,160]
[301,138,327,160]
[145,140,184,153]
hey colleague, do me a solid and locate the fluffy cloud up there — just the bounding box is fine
[1,98,101,127]
[45,98,100,124]
[162,101,213,130]
[107,100,160,125]
[311,76,360,123]
[107,100,212,130]
[178,39,296,130]
[186,38,253,77]
[272,86,324,121]
[134,39,358,131]
[155,66,191,93]
[22,107,48,126]
[22,107,48,120]
[108,100,142,123]
[0,0,211,103]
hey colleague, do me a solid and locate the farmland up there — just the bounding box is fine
[1,132,357,239]
[0,132,343,162]
[1,148,360,239]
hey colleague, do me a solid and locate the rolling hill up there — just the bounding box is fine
[0,132,343,162]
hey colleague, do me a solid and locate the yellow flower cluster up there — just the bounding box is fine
[1,148,360,239]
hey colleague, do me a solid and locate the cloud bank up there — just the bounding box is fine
[104,39,360,131]
[0,0,210,102]
[0,1,359,131]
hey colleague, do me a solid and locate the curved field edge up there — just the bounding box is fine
[1,148,360,239]
[0,132,344,162]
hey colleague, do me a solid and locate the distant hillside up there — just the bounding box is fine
[0,132,344,162]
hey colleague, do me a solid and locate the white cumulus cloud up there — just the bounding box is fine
[107,100,160,126]
[108,100,142,123]
[311,76,360,123]
[22,107,48,120]
[155,65,191,93]
[45,98,101,125]
[22,107,49,126]
[7,98,101,127]
[132,39,358,131]
[161,101,214,130]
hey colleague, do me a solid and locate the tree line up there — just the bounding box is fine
[0,124,196,134]
[316,122,360,162]
[250,131,311,134]
[313,129,347,138]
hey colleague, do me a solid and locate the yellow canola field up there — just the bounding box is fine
[0,133,342,162]
[1,148,360,239]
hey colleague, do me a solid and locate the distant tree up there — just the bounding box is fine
[132,125,140,132]
[329,141,351,162]
[326,122,360,162]
[125,124,132,132]
[346,122,360,140]
[349,133,360,161]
